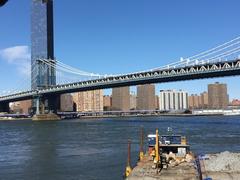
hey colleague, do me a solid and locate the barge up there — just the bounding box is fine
[124,128,240,180]
[125,128,201,180]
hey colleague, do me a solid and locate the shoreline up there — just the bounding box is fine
[1,112,238,121]
[75,113,225,119]
[0,113,229,121]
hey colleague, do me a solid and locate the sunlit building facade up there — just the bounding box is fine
[112,87,130,111]
[137,84,155,110]
[73,90,103,112]
[159,90,188,111]
[208,82,228,109]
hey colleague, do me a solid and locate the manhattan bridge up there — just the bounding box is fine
[0,0,240,117]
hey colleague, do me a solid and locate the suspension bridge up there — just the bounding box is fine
[0,36,240,114]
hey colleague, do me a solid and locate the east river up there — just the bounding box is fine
[0,116,239,180]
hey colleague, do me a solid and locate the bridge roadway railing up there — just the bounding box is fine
[0,59,240,103]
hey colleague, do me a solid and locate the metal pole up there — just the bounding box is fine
[125,139,132,177]
[154,129,160,167]
[139,126,144,161]
[127,139,131,167]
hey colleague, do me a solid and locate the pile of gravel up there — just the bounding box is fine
[204,151,240,172]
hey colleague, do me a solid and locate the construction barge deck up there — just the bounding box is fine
[127,155,197,180]
[124,128,240,180]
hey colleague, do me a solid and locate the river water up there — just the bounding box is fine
[0,116,239,180]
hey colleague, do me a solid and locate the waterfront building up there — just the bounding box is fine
[159,90,188,111]
[188,95,194,109]
[200,91,208,108]
[188,94,200,109]
[73,90,103,112]
[112,87,130,111]
[10,100,32,114]
[193,95,200,108]
[231,99,240,106]
[208,82,228,109]
[188,92,209,109]
[130,92,137,110]
[103,95,112,111]
[136,84,155,110]
[155,95,159,110]
[60,94,73,112]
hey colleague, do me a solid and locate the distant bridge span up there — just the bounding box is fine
[1,59,240,103]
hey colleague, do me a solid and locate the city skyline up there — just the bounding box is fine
[8,79,240,114]
[0,0,240,99]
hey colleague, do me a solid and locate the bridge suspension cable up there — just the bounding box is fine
[36,36,240,79]
[187,36,240,60]
[149,36,240,71]
[37,59,108,85]
[201,46,240,63]
[38,59,104,77]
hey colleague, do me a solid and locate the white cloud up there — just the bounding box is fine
[0,46,31,76]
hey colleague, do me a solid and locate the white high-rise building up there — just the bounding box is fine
[159,90,188,111]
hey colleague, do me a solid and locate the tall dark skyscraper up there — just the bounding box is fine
[31,0,56,90]
[31,0,59,113]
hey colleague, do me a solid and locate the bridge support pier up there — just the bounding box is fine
[36,96,40,115]
[32,95,60,121]
[0,102,10,113]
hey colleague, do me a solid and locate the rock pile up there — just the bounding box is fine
[204,151,240,172]
[166,152,194,167]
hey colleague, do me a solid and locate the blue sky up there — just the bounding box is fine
[0,0,240,100]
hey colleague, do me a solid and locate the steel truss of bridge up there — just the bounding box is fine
[1,59,240,103]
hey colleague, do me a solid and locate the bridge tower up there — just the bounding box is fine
[31,0,59,114]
